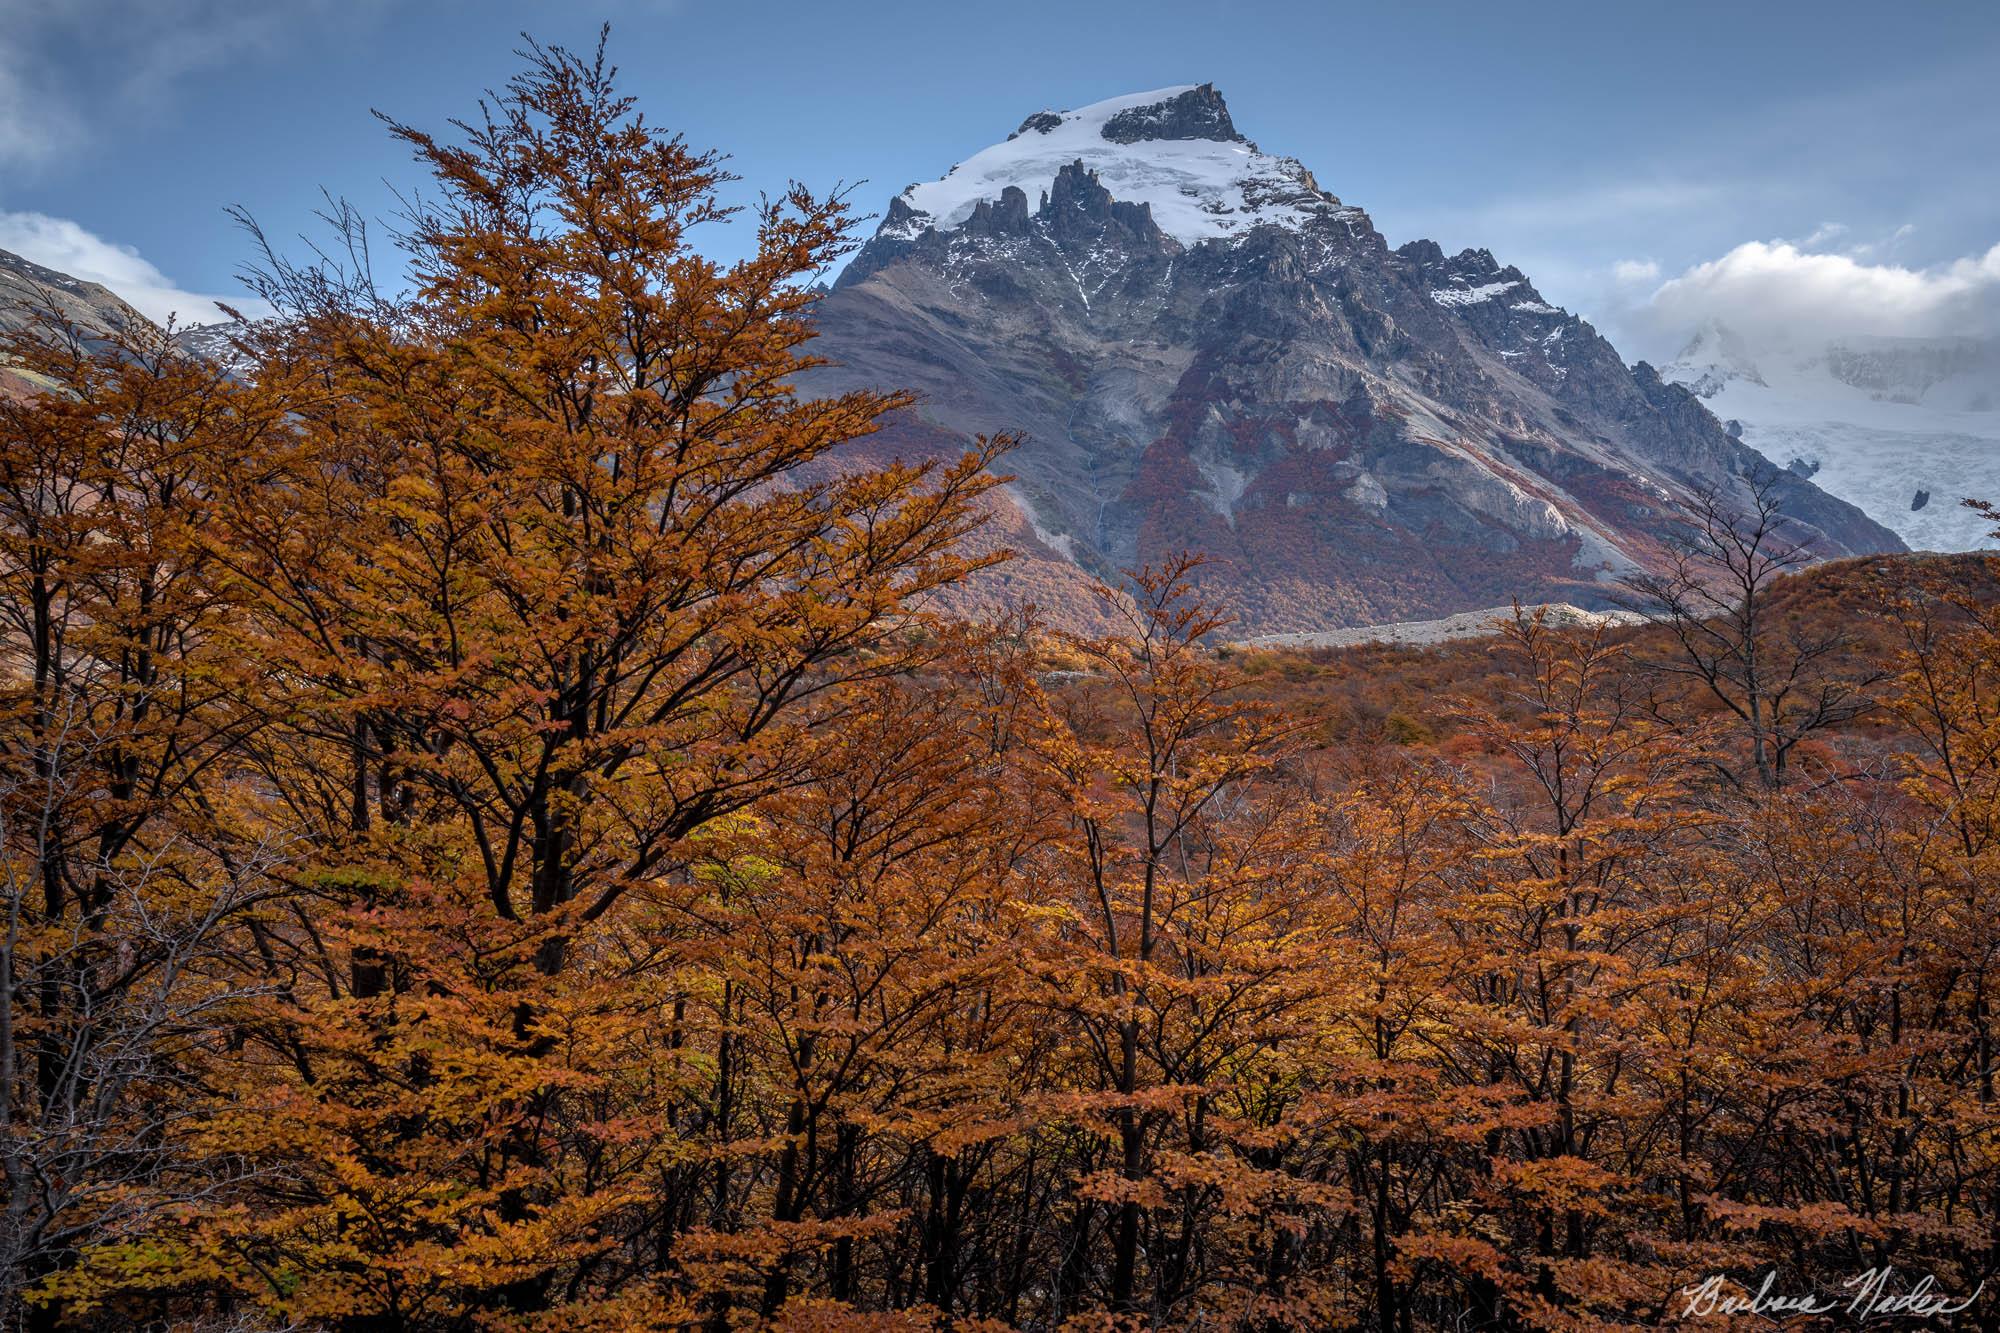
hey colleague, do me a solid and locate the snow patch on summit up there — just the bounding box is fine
[895,86,1349,247]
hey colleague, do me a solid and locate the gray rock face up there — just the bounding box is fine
[808,86,1903,633]
[1099,83,1241,144]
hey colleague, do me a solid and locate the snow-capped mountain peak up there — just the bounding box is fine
[810,90,1901,634]
[1660,320,1768,398]
[889,84,1353,248]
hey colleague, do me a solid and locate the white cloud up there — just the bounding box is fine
[1644,239,2000,346]
[0,210,267,326]
[1611,259,1660,285]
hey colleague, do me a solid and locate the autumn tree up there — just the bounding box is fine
[0,311,287,1327]
[1020,558,1324,1325]
[652,630,1048,1324]
[1421,608,1732,1324]
[43,33,1008,1330]
[1855,533,2000,1290]
[1301,757,1486,1332]
[1622,476,1882,789]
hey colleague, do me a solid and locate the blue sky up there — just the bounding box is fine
[3,0,1996,361]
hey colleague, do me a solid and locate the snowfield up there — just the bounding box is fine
[894,86,1349,246]
[1663,323,2000,552]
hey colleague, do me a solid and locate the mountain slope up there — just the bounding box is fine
[0,247,155,397]
[808,85,1902,633]
[1664,321,2000,551]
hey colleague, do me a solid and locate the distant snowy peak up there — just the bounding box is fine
[888,84,1356,248]
[172,320,260,381]
[1661,320,1768,398]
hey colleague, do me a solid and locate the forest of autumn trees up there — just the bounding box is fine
[4,35,2000,1332]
